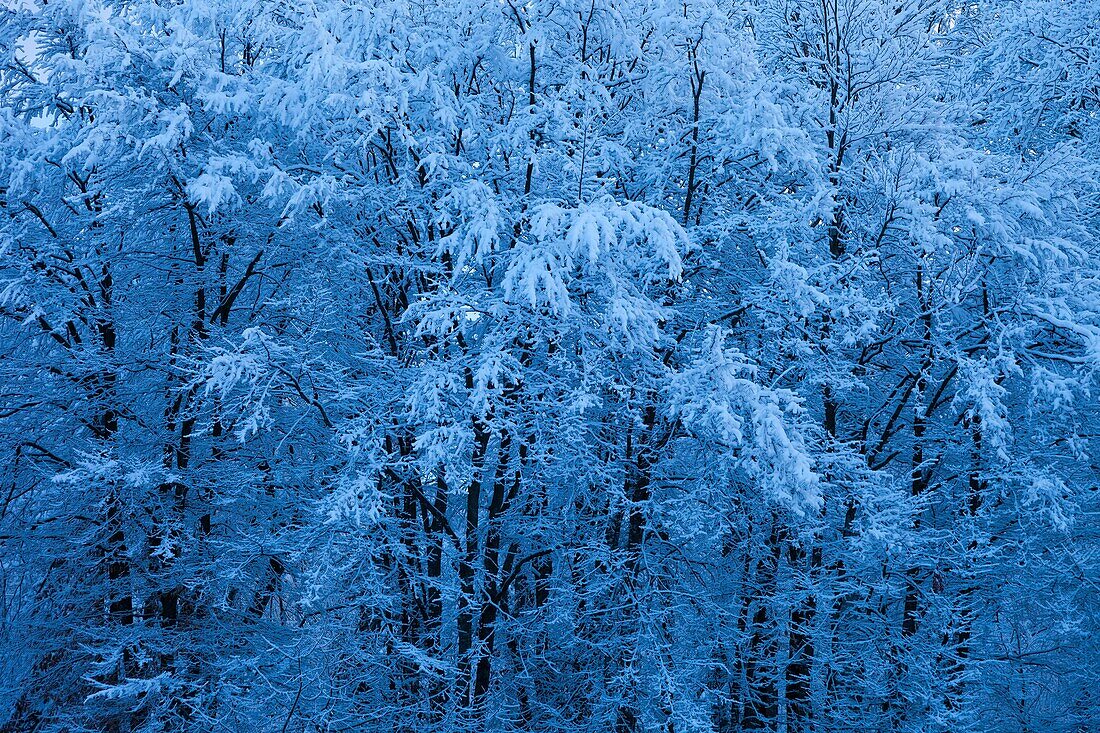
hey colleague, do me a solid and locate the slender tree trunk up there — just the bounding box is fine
[473,430,514,705]
[456,408,492,708]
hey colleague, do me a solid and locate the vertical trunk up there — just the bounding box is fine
[149,202,212,676]
[614,401,657,733]
[902,260,934,640]
[94,238,132,733]
[523,42,537,199]
[625,404,657,567]
[97,270,130,629]
[800,22,851,722]
[950,398,986,706]
[473,430,514,705]
[682,52,705,227]
[785,541,817,731]
[399,433,422,653]
[743,519,782,730]
[425,468,449,719]
[456,408,492,708]
[889,256,938,731]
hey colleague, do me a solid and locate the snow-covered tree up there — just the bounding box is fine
[1,0,1096,732]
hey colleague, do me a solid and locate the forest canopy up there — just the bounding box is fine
[1,0,1098,731]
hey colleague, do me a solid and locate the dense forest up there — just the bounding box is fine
[1,0,1098,730]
